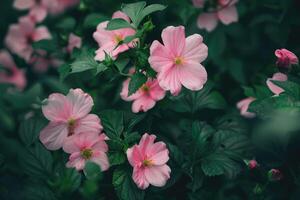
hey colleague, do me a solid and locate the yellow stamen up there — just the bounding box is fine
[142,159,153,167]
[141,84,150,92]
[174,57,184,65]
[81,148,93,160]
[67,118,76,136]
[115,35,123,43]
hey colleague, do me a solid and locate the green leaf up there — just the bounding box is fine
[122,2,146,27]
[83,13,109,29]
[95,63,108,75]
[58,63,71,81]
[208,30,226,58]
[108,152,126,166]
[100,110,124,139]
[113,167,145,200]
[19,143,53,178]
[124,132,141,146]
[106,18,134,30]
[23,184,57,200]
[187,167,204,192]
[52,166,82,193]
[19,117,46,146]
[114,58,130,73]
[42,77,69,94]
[32,39,56,52]
[272,80,300,99]
[138,4,166,25]
[84,161,102,180]
[128,73,147,96]
[56,17,76,31]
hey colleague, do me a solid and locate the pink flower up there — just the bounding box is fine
[13,0,79,22]
[194,0,238,32]
[148,26,208,95]
[5,16,51,62]
[126,133,171,189]
[39,89,102,150]
[192,0,205,8]
[67,33,82,54]
[120,78,165,113]
[248,160,258,169]
[0,50,26,90]
[29,50,62,73]
[268,169,283,181]
[236,97,255,118]
[266,72,287,96]
[93,11,136,61]
[275,49,298,68]
[63,132,109,171]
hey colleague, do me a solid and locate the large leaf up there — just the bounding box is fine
[19,143,53,178]
[84,161,102,180]
[23,183,57,200]
[100,110,124,139]
[19,117,47,146]
[113,166,145,200]
[272,80,300,99]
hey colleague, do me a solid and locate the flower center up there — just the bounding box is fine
[81,148,93,160]
[174,57,184,65]
[141,84,150,92]
[142,159,153,167]
[67,118,76,136]
[114,34,123,44]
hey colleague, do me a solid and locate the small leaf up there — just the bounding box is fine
[122,2,146,27]
[108,152,126,166]
[128,73,147,96]
[137,4,166,25]
[84,161,102,180]
[272,80,300,99]
[32,39,56,52]
[100,110,124,139]
[114,58,130,73]
[106,18,134,30]
[58,63,71,81]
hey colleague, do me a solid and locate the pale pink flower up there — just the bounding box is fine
[39,89,102,150]
[0,50,26,90]
[67,33,82,53]
[93,11,136,61]
[275,49,298,68]
[13,0,79,22]
[148,26,208,95]
[192,0,205,8]
[29,50,62,73]
[266,72,287,96]
[120,78,165,113]
[5,16,51,62]
[63,132,109,171]
[236,97,255,118]
[126,133,171,189]
[195,0,238,32]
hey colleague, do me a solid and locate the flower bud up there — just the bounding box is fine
[268,169,283,181]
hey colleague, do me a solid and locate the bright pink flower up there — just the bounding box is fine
[126,133,171,189]
[236,97,255,118]
[275,49,298,68]
[195,0,238,32]
[67,33,82,54]
[148,26,208,95]
[5,16,51,62]
[63,132,109,171]
[248,160,258,169]
[93,11,136,61]
[266,72,287,96]
[120,78,165,113]
[0,50,26,90]
[40,89,102,150]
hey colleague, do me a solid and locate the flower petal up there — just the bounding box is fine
[183,34,208,63]
[13,0,35,9]
[132,96,156,113]
[197,13,218,32]
[218,5,238,25]
[132,167,149,189]
[39,122,68,150]
[179,62,207,91]
[74,114,103,135]
[148,40,173,73]
[144,165,171,187]
[127,145,143,167]
[32,26,52,41]
[157,66,182,95]
[161,26,186,56]
[90,151,110,171]
[149,142,169,165]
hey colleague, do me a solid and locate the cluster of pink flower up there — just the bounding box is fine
[192,0,239,32]
[0,0,81,89]
[93,11,209,113]
[40,88,171,189]
[237,49,299,118]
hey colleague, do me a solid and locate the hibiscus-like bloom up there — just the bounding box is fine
[5,16,51,62]
[148,26,208,95]
[63,132,109,171]
[120,77,165,113]
[266,72,287,96]
[0,50,26,90]
[127,133,171,189]
[40,89,102,150]
[193,0,239,32]
[93,11,136,61]
[67,33,82,54]
[13,0,79,22]
[236,97,255,118]
[275,49,298,68]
